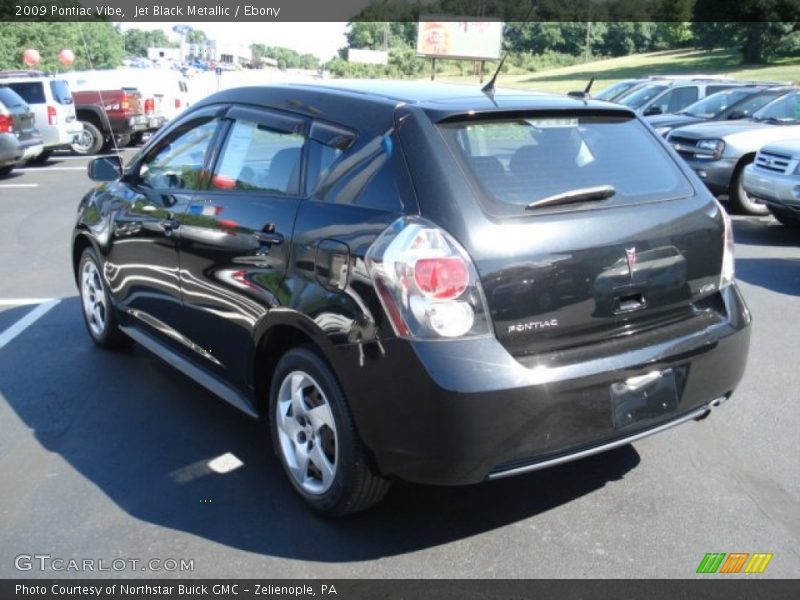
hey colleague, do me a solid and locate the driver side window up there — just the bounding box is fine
[138,118,219,191]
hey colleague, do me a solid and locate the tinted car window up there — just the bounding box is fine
[726,91,781,117]
[139,118,219,190]
[0,86,27,108]
[213,119,305,195]
[594,81,639,102]
[618,84,667,108]
[440,115,691,214]
[681,89,753,118]
[666,87,699,113]
[50,80,73,105]
[4,81,45,104]
[706,85,735,95]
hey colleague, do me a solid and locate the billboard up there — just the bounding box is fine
[416,19,503,61]
[348,48,389,65]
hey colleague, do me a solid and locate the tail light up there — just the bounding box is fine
[121,96,130,111]
[47,105,57,126]
[144,98,155,115]
[366,217,492,339]
[174,98,182,109]
[0,114,11,134]
[718,201,735,288]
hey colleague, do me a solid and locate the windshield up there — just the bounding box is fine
[618,84,667,108]
[680,89,753,118]
[594,81,639,102]
[439,115,690,214]
[752,92,800,123]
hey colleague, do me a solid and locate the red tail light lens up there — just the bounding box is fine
[144,98,155,115]
[121,95,130,111]
[47,105,57,126]
[0,114,11,134]
[174,98,182,109]
[414,257,468,300]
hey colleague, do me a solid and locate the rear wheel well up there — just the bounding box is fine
[75,110,107,135]
[72,234,93,284]
[253,325,316,414]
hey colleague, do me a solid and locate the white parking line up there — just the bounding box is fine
[0,298,57,306]
[16,166,86,172]
[0,184,39,188]
[54,154,121,160]
[0,299,60,350]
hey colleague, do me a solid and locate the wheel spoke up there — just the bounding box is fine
[289,443,310,483]
[290,373,307,417]
[306,403,334,433]
[309,442,335,487]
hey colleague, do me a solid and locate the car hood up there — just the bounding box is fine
[646,114,703,129]
[670,120,800,149]
[757,139,800,159]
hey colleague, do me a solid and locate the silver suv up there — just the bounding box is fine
[743,140,800,227]
[0,71,83,163]
[667,90,800,215]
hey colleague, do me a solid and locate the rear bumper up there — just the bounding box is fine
[333,285,751,486]
[683,157,737,195]
[0,134,24,166]
[743,164,800,212]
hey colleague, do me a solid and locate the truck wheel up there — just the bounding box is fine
[770,207,800,228]
[112,133,131,149]
[130,132,146,146]
[730,163,769,216]
[71,121,104,155]
[0,165,13,178]
[269,346,390,516]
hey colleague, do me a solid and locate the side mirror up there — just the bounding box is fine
[644,105,663,116]
[88,156,122,182]
[727,110,746,120]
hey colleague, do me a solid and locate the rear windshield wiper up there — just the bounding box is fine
[525,185,616,210]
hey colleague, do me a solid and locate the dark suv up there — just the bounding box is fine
[73,82,751,515]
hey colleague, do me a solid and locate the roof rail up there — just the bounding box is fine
[0,70,50,79]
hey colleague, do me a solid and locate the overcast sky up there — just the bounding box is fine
[119,22,350,61]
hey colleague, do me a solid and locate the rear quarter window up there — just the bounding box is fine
[438,114,692,216]
[50,80,73,105]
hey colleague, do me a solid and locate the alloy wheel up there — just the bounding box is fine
[275,370,338,495]
[81,259,107,337]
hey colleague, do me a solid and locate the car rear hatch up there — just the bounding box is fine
[0,87,37,143]
[404,106,726,357]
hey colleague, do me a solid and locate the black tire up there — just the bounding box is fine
[0,165,13,178]
[770,207,800,228]
[28,150,53,165]
[129,132,146,146]
[269,346,390,516]
[78,247,130,349]
[71,121,105,155]
[113,133,131,148]
[729,162,769,216]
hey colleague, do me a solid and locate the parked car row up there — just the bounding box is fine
[595,76,800,224]
[0,69,192,177]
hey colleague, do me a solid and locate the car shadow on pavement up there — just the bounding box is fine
[1,297,640,562]
[735,258,800,296]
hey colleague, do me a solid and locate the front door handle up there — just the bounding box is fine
[160,216,180,231]
[253,230,283,245]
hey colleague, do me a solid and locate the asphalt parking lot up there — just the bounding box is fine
[0,152,798,578]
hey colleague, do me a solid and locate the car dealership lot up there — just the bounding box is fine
[0,153,798,578]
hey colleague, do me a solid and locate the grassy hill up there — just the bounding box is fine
[437,48,800,94]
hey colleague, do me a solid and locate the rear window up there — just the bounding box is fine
[4,81,45,104]
[50,80,73,105]
[618,84,667,108]
[439,115,691,214]
[0,87,26,108]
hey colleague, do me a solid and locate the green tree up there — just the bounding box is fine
[123,28,175,57]
[0,22,123,71]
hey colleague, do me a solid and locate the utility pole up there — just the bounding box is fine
[584,21,592,63]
